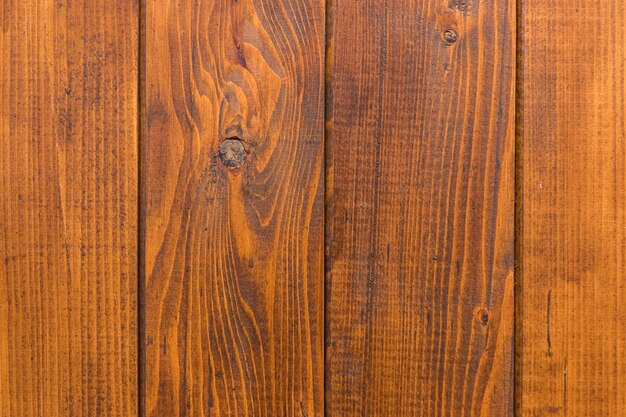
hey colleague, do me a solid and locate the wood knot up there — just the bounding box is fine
[443,29,458,44]
[475,307,489,328]
[218,137,248,168]
[435,5,461,45]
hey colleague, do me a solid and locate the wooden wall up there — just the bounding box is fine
[1,0,625,416]
[1,1,138,415]
[142,0,324,415]
[517,0,626,415]
[325,0,515,415]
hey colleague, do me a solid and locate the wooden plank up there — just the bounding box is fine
[325,0,516,415]
[142,0,325,415]
[518,1,626,415]
[0,1,138,415]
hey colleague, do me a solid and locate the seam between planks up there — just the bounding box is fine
[138,0,146,415]
[514,0,524,415]
[323,0,332,415]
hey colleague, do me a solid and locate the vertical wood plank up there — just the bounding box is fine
[0,0,138,416]
[143,0,325,415]
[518,1,626,415]
[326,0,516,415]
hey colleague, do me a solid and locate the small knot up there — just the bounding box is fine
[443,29,458,44]
[475,307,489,328]
[218,137,248,168]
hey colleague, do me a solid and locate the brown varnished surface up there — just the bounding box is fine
[0,0,138,415]
[518,1,626,415]
[5,1,626,415]
[326,0,516,415]
[143,0,325,415]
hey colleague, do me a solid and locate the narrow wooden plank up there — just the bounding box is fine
[143,0,325,415]
[518,1,626,415]
[0,1,138,415]
[326,0,515,415]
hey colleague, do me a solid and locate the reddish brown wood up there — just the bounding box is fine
[0,1,139,415]
[518,1,626,415]
[142,0,325,415]
[325,0,516,415]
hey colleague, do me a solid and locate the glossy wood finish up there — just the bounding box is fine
[517,1,626,415]
[325,0,516,415]
[142,0,325,415]
[0,0,138,415]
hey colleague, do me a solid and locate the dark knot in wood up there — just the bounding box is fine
[475,307,490,328]
[218,138,248,168]
[443,29,458,44]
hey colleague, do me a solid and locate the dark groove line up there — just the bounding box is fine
[546,289,552,357]
[138,0,146,415]
[323,0,332,414]
[514,0,524,415]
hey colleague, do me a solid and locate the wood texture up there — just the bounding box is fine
[325,0,516,415]
[518,1,626,415]
[0,0,138,416]
[143,0,325,415]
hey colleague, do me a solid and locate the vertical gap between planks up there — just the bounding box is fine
[514,0,524,415]
[138,0,146,415]
[323,0,333,415]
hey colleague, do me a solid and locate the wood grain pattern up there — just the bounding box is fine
[518,1,626,415]
[325,0,516,415]
[0,0,138,416]
[143,0,325,415]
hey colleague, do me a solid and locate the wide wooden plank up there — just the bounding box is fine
[326,0,515,415]
[143,0,325,415]
[0,1,138,415]
[518,1,626,415]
